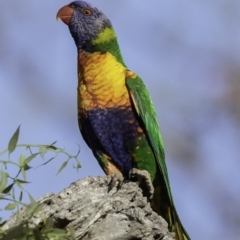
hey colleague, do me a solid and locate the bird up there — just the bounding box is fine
[57,1,190,239]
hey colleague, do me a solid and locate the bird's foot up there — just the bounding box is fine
[129,168,154,199]
[108,172,124,192]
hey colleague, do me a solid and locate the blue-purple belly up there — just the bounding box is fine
[80,106,143,175]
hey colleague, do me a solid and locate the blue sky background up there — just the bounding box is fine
[1,1,240,239]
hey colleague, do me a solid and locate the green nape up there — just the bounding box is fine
[91,27,126,67]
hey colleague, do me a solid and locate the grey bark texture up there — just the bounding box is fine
[3,176,174,240]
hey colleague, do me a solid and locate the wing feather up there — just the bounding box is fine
[126,74,174,203]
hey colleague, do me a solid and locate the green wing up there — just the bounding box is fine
[126,74,190,240]
[126,74,173,202]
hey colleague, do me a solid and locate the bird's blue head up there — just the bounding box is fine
[57,1,113,51]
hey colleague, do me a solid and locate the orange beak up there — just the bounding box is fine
[56,5,74,25]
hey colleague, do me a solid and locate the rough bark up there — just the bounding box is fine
[2,176,174,240]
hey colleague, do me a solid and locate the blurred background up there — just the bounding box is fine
[0,0,240,239]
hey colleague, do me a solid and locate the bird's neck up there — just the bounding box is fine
[78,27,126,67]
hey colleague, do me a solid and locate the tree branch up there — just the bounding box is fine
[2,176,174,240]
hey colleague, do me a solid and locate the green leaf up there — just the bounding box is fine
[44,217,54,229]
[35,157,54,169]
[15,180,24,191]
[43,228,67,237]
[32,227,41,239]
[39,146,47,159]
[15,179,30,184]
[23,164,31,171]
[19,191,23,202]
[56,161,68,175]
[2,183,14,194]
[73,160,81,170]
[24,153,38,165]
[28,193,36,204]
[0,172,8,193]
[46,145,57,150]
[46,141,57,150]
[48,141,57,146]
[1,224,28,240]
[67,226,76,239]
[8,126,20,153]
[18,152,25,167]
[26,202,42,219]
[5,202,18,210]
[21,167,26,181]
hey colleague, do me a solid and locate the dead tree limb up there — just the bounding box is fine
[2,176,174,240]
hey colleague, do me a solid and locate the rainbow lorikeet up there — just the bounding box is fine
[57,1,190,239]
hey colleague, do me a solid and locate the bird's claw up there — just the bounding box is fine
[129,168,154,199]
[108,172,124,192]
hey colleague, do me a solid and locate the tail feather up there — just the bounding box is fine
[172,205,190,240]
[151,182,190,240]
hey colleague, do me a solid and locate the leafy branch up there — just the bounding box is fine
[0,126,81,216]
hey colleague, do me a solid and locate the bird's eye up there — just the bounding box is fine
[83,9,92,16]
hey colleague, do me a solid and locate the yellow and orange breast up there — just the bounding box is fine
[78,51,131,111]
